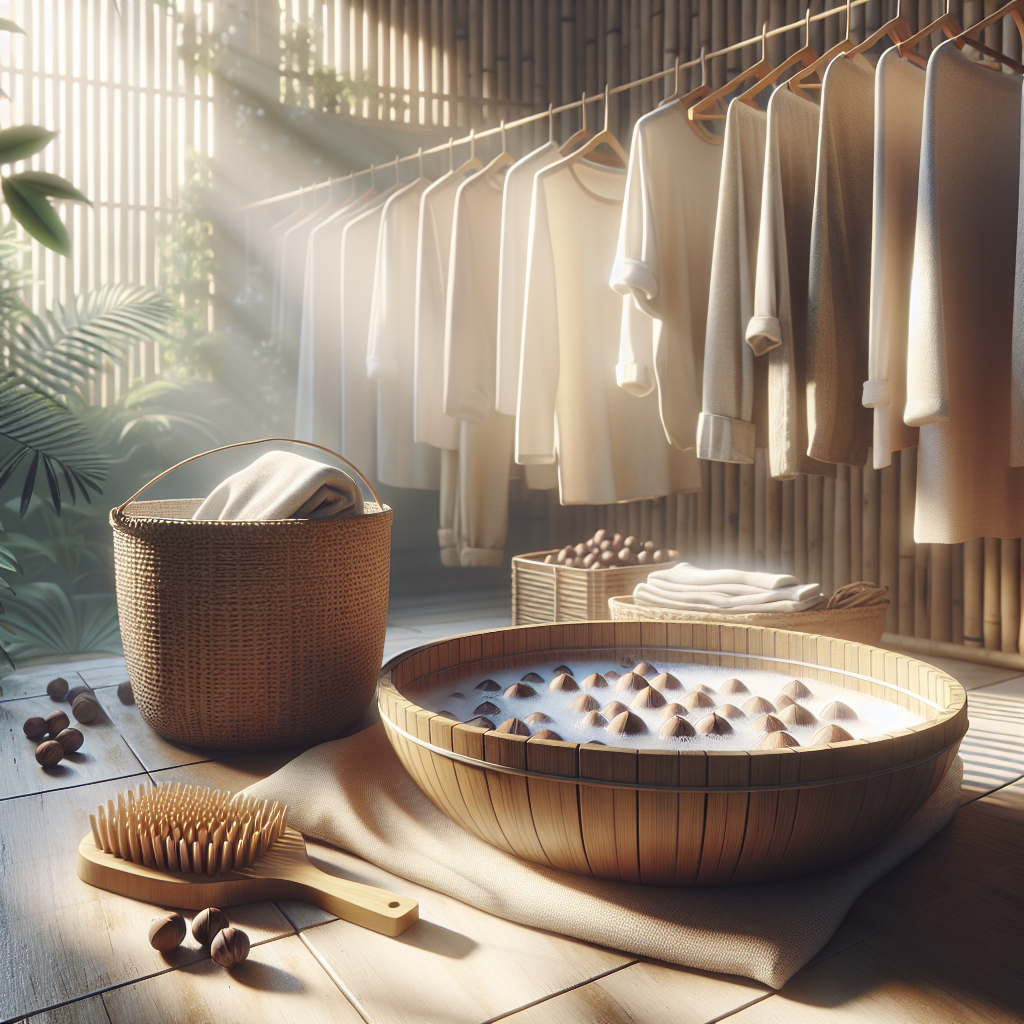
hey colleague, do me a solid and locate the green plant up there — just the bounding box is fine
[0,583,121,661]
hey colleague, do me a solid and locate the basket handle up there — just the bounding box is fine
[113,438,383,517]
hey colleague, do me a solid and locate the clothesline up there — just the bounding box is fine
[234,0,882,213]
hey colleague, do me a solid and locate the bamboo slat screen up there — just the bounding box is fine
[0,0,216,395]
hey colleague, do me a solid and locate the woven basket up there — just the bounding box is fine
[111,439,392,753]
[609,587,889,646]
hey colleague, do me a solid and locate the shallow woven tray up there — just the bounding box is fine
[378,620,965,886]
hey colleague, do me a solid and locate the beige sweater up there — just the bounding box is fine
[806,55,875,468]
[747,86,835,481]
[863,48,924,470]
[697,100,768,465]
[905,42,1023,542]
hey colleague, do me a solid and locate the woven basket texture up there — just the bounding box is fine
[111,498,392,752]
[609,595,888,645]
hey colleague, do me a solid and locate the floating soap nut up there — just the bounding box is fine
[717,704,745,719]
[532,729,563,741]
[750,714,787,734]
[474,701,500,716]
[614,671,646,692]
[607,710,647,735]
[720,678,749,696]
[601,700,629,719]
[475,679,501,691]
[689,683,717,694]
[448,693,465,700]
[466,716,495,729]
[631,686,666,709]
[681,690,715,710]
[436,710,459,720]
[812,724,855,744]
[743,696,776,716]
[819,700,857,722]
[778,703,817,727]
[774,694,796,710]
[524,711,553,725]
[497,718,530,735]
[553,665,574,675]
[23,717,48,741]
[695,713,732,735]
[569,693,599,713]
[660,715,696,739]
[579,710,608,728]
[47,677,69,701]
[581,672,607,689]
[587,740,607,746]
[604,669,621,682]
[759,731,800,749]
[660,702,686,721]
[504,682,537,698]
[520,672,544,683]
[780,679,812,701]
[649,672,682,692]
[633,661,657,678]
[549,673,579,692]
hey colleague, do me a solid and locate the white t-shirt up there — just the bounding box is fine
[495,140,560,416]
[367,177,441,490]
[518,158,701,504]
[413,171,463,451]
[863,47,924,469]
[611,101,723,453]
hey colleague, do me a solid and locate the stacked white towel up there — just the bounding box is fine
[633,563,824,614]
[193,450,365,521]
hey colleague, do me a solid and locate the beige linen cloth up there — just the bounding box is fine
[192,451,364,521]
[245,722,962,989]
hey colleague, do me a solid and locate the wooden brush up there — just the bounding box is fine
[76,782,418,937]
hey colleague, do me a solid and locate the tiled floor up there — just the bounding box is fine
[1,600,1021,1024]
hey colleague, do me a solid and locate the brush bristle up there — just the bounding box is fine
[89,782,288,876]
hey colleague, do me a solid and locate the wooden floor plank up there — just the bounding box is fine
[101,934,363,1024]
[0,659,126,703]
[497,960,770,1024]
[20,994,111,1023]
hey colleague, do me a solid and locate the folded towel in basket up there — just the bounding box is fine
[193,450,365,521]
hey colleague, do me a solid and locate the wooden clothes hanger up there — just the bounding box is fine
[738,10,819,106]
[897,3,960,60]
[844,0,922,66]
[954,0,1024,73]
[661,46,711,108]
[483,121,515,177]
[560,92,594,154]
[789,0,855,95]
[553,85,628,169]
[688,23,774,129]
[451,129,483,178]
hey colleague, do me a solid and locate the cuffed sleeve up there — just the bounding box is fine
[861,378,890,408]
[745,315,783,356]
[696,412,756,463]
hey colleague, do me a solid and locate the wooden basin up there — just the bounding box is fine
[378,621,967,886]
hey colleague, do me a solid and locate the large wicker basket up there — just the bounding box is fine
[111,439,391,752]
[379,620,966,886]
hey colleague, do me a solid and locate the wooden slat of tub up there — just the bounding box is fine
[731,748,785,884]
[778,745,835,878]
[579,744,640,883]
[696,750,750,886]
[526,738,591,876]
[637,749,679,885]
[674,751,707,885]
[450,724,520,856]
[407,707,457,818]
[757,747,802,879]
[484,731,554,867]
[428,714,487,837]
[813,738,873,868]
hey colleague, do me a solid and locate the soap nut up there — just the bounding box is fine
[117,681,135,705]
[35,739,64,767]
[71,694,100,724]
[148,912,187,951]
[46,677,69,701]
[55,728,84,754]
[192,907,230,946]
[45,710,70,737]
[23,717,48,741]
[210,926,250,969]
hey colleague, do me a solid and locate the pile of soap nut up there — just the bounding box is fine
[544,529,679,569]
[149,906,250,968]
[21,675,134,768]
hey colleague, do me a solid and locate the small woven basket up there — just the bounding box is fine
[609,582,890,646]
[110,439,392,752]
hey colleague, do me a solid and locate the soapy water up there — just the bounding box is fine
[414,659,925,750]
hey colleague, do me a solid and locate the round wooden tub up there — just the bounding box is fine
[377,620,967,886]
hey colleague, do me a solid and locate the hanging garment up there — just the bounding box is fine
[905,41,1024,542]
[805,54,875,468]
[295,188,377,451]
[367,176,441,490]
[413,171,463,452]
[696,100,769,465]
[495,141,561,492]
[1012,101,1024,468]
[518,158,701,504]
[444,160,516,566]
[611,102,723,453]
[267,200,312,345]
[339,192,396,478]
[747,86,836,481]
[495,140,560,416]
[863,48,924,470]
